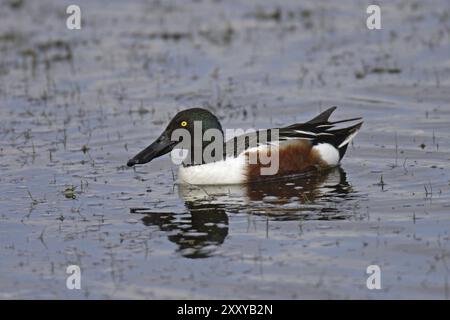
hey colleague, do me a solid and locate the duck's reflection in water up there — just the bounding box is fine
[135,167,360,258]
[141,203,228,259]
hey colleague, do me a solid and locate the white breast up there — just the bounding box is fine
[178,155,246,185]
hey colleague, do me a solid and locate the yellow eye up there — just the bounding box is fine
[180,121,188,127]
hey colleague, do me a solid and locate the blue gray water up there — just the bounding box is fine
[0,0,450,299]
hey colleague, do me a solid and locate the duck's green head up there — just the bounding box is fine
[127,108,223,167]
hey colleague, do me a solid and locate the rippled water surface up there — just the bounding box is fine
[1,0,450,299]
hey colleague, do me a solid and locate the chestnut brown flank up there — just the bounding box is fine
[245,141,327,182]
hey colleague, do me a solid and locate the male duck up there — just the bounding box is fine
[127,107,363,185]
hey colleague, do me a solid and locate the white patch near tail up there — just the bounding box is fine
[178,155,246,185]
[313,143,340,166]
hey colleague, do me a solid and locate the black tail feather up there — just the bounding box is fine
[328,117,363,125]
[338,144,349,160]
[307,106,337,124]
[328,122,363,159]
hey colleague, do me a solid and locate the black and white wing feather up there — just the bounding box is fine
[224,107,363,159]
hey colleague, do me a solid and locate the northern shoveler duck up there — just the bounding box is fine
[127,107,363,185]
